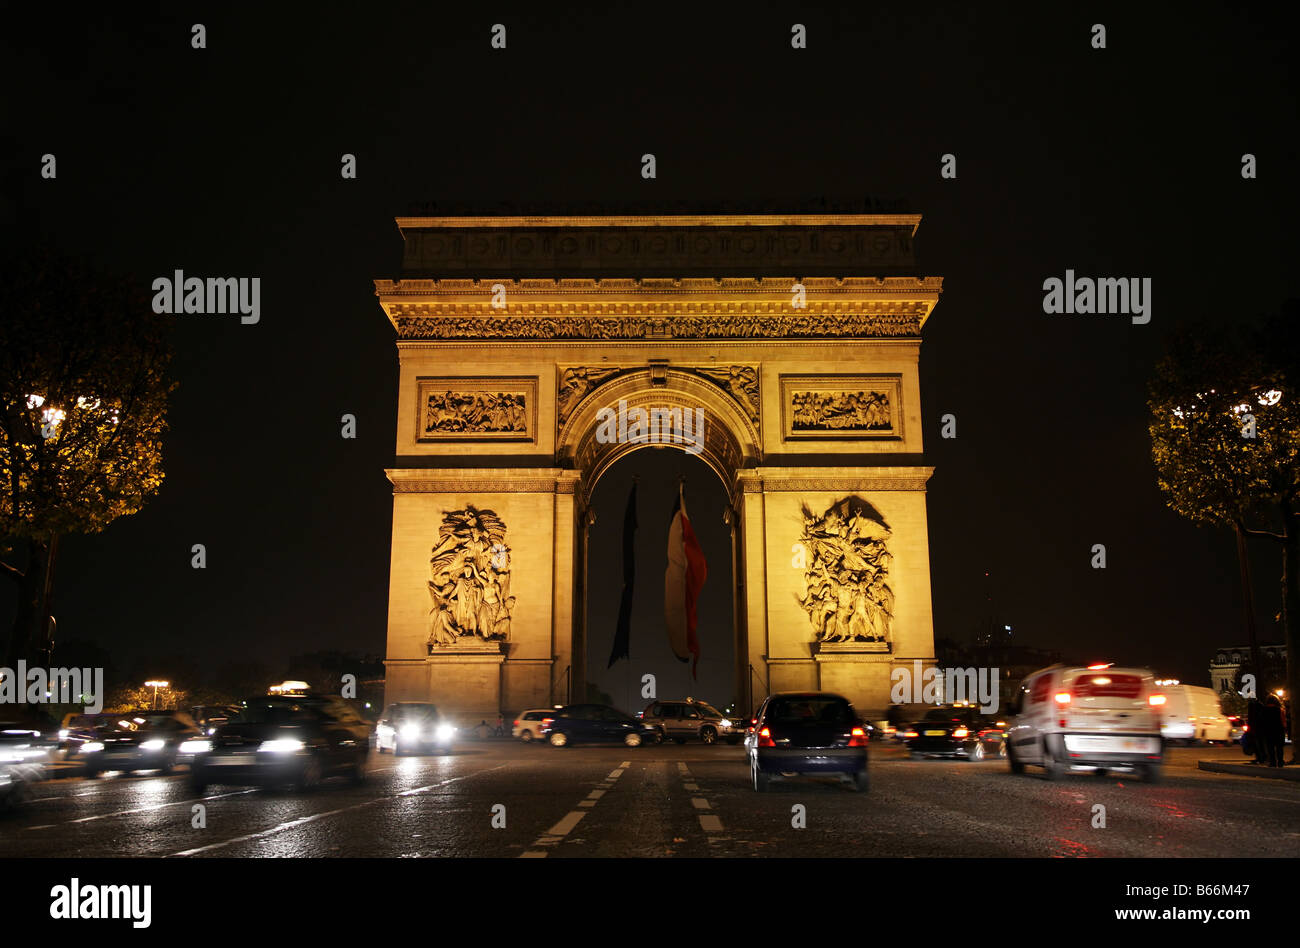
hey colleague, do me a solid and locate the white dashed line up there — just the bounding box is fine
[522,761,632,857]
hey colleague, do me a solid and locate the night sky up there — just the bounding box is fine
[3,4,1296,705]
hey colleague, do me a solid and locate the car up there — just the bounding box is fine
[512,708,556,743]
[747,691,869,793]
[374,702,454,755]
[59,712,121,757]
[0,712,55,809]
[188,695,370,793]
[81,711,203,777]
[190,705,243,735]
[540,704,658,747]
[1158,684,1232,744]
[639,698,742,744]
[904,705,1007,760]
[1005,664,1164,782]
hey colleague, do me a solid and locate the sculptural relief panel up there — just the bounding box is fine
[416,377,537,442]
[780,374,902,440]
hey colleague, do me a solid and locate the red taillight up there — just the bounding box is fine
[513,720,520,727]
[757,727,775,747]
[849,726,867,747]
[903,730,918,738]
[1054,692,1072,705]
[1148,694,1166,707]
[951,727,969,739]
[541,717,553,728]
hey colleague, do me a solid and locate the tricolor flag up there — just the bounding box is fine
[607,480,637,668]
[664,482,707,677]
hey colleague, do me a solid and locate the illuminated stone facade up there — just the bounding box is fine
[378,212,941,721]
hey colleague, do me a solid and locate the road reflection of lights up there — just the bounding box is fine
[127,777,171,801]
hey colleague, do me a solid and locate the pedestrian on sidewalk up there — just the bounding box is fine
[1262,694,1286,767]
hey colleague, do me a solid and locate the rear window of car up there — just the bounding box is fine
[1072,673,1143,699]
[921,708,971,722]
[766,698,853,725]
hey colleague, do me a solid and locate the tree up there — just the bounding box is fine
[1,247,175,665]
[1148,310,1300,759]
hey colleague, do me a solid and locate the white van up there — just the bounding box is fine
[1005,664,1164,782]
[1159,685,1231,743]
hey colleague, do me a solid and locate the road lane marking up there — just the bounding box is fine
[683,782,699,791]
[691,797,710,809]
[677,761,725,835]
[27,788,258,830]
[167,764,510,857]
[699,815,723,832]
[522,761,632,858]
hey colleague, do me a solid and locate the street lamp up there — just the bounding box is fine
[145,680,169,709]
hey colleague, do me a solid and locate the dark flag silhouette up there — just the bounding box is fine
[608,480,638,668]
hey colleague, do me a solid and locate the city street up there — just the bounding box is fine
[6,742,1297,858]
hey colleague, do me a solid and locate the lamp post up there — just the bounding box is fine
[145,680,169,710]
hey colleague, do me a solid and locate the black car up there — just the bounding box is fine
[904,705,1007,760]
[540,704,659,747]
[82,711,203,777]
[747,692,869,792]
[189,695,370,792]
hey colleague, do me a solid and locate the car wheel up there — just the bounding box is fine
[160,757,176,776]
[549,731,568,747]
[1142,763,1162,784]
[1007,741,1024,774]
[751,760,771,793]
[653,729,665,745]
[970,742,986,762]
[519,730,533,743]
[700,727,717,745]
[852,769,869,793]
[295,756,323,792]
[624,732,643,748]
[1043,751,1063,781]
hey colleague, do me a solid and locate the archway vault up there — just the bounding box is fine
[559,367,761,498]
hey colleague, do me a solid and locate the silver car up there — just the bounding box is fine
[640,699,741,745]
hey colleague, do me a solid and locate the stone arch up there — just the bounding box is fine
[557,368,761,495]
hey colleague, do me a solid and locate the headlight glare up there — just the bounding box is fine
[258,738,306,754]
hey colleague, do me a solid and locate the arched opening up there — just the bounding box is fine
[583,446,735,716]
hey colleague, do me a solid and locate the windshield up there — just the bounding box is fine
[394,705,439,721]
[233,699,322,724]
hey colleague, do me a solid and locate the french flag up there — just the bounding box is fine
[664,483,707,677]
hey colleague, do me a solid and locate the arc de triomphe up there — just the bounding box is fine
[376,211,941,721]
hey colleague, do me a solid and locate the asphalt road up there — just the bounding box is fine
[5,743,1297,858]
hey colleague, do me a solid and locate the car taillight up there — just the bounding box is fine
[849,726,867,746]
[757,727,775,747]
[1054,692,1071,705]
[542,718,553,728]
[951,727,969,739]
[513,720,520,728]
[903,730,918,738]
[1148,694,1166,707]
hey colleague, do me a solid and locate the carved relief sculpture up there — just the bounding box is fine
[796,498,895,645]
[557,366,625,424]
[423,391,527,434]
[695,365,760,422]
[791,390,890,432]
[427,506,515,649]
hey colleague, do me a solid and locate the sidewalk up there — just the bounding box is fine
[1198,759,1300,781]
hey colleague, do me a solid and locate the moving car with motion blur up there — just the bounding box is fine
[747,691,869,793]
[188,694,370,793]
[639,698,742,745]
[513,708,555,743]
[0,712,55,812]
[59,712,121,757]
[1158,684,1232,744]
[540,704,658,747]
[903,705,1007,760]
[1005,664,1164,782]
[374,702,455,755]
[82,711,203,778]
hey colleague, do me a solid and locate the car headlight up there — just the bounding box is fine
[58,729,70,741]
[400,724,423,740]
[436,724,454,741]
[720,719,732,728]
[82,742,104,754]
[179,739,212,754]
[258,739,305,753]
[140,739,167,751]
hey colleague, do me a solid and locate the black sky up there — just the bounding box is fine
[2,4,1297,699]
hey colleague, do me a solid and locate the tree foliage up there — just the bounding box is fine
[0,247,174,539]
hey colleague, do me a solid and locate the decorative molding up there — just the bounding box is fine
[426,506,514,650]
[415,377,537,443]
[780,374,902,441]
[386,468,572,493]
[395,214,923,230]
[733,467,935,493]
[557,363,760,430]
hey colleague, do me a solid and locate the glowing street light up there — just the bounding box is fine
[144,680,169,709]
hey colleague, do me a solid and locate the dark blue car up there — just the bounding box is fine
[747,691,869,792]
[540,704,658,747]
